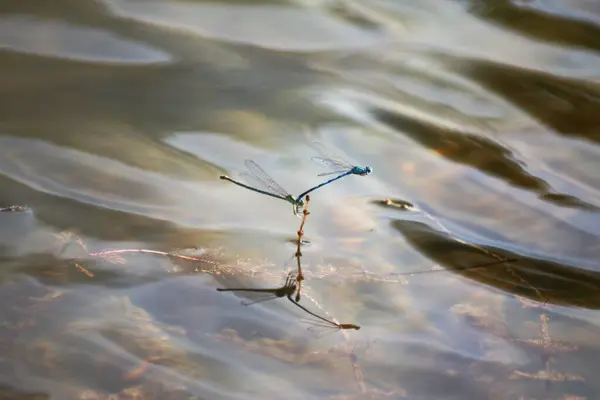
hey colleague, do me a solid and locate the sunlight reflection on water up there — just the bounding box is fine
[1,0,600,399]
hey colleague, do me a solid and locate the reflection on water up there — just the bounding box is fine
[0,14,172,64]
[1,0,600,398]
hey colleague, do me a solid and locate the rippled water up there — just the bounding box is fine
[1,1,600,399]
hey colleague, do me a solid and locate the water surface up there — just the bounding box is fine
[1,0,600,399]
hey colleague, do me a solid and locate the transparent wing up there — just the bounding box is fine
[240,291,279,306]
[299,318,342,338]
[241,160,290,198]
[239,172,284,198]
[311,156,352,171]
[310,141,353,169]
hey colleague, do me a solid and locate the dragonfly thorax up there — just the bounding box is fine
[354,166,372,176]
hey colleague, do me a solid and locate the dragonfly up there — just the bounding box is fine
[220,159,304,216]
[216,271,298,306]
[300,318,361,338]
[287,296,360,337]
[217,272,358,337]
[297,141,372,202]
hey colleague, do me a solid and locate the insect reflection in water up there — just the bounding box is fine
[216,271,361,336]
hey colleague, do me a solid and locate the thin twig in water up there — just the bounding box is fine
[53,230,95,278]
[394,258,518,277]
[54,230,217,278]
[294,194,311,301]
[88,248,211,263]
[72,263,94,278]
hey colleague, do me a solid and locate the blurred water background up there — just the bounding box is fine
[1,1,600,399]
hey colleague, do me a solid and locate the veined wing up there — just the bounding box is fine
[311,157,352,172]
[241,160,290,198]
[299,317,346,338]
[238,290,281,306]
[310,141,354,169]
[239,172,287,199]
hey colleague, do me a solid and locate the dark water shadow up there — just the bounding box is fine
[0,253,163,289]
[460,0,600,53]
[447,58,600,143]
[0,385,49,400]
[374,197,600,260]
[392,219,600,309]
[0,247,223,293]
[0,0,109,23]
[0,47,317,141]
[0,174,209,245]
[370,107,600,211]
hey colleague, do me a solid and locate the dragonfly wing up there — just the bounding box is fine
[243,160,290,198]
[239,171,280,196]
[310,141,353,166]
[311,141,346,160]
[299,318,341,338]
[311,156,351,171]
[241,293,278,306]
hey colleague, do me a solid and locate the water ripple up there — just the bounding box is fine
[102,0,385,51]
[0,14,172,64]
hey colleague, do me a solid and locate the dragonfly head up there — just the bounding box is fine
[362,166,372,176]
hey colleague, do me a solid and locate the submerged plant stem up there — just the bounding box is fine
[295,194,311,301]
[88,248,208,263]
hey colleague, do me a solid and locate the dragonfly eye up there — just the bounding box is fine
[365,166,372,175]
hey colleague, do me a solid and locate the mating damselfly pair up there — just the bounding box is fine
[216,257,518,337]
[220,142,372,216]
[217,271,360,337]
